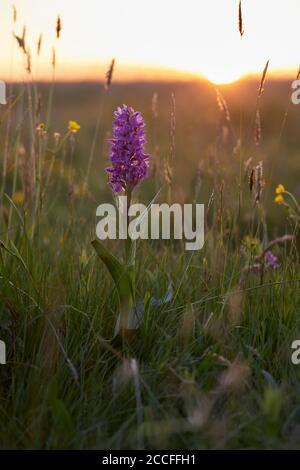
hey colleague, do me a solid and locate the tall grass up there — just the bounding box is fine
[1,8,300,451]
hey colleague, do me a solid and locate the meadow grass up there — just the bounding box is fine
[1,72,300,450]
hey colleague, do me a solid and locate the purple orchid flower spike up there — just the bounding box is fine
[106,105,150,193]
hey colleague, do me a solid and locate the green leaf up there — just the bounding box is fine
[91,239,135,333]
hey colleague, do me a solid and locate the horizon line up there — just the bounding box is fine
[1,62,299,85]
[3,74,298,85]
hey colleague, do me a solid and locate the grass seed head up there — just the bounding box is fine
[254,109,261,146]
[37,33,43,56]
[56,15,62,39]
[105,58,115,89]
[258,60,269,97]
[238,0,244,38]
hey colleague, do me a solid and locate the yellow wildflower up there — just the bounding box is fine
[275,184,285,195]
[274,194,284,205]
[68,120,81,133]
[36,122,46,136]
[12,191,24,204]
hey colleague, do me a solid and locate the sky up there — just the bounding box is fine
[0,0,299,84]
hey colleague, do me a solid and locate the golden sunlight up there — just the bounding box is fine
[205,70,243,86]
[0,0,299,82]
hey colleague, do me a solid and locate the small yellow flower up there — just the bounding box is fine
[36,122,46,136]
[12,191,24,204]
[68,120,81,133]
[274,194,284,205]
[275,184,285,195]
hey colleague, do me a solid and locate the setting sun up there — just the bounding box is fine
[205,70,243,85]
[0,0,299,82]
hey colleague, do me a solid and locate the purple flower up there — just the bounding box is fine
[264,250,280,270]
[106,105,150,193]
[252,250,280,273]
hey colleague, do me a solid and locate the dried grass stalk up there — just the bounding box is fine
[56,16,62,39]
[258,60,269,97]
[238,1,244,38]
[254,109,261,146]
[12,5,17,23]
[216,89,230,122]
[152,92,158,119]
[105,58,115,89]
[37,33,43,56]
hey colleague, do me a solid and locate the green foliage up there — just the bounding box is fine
[1,81,300,450]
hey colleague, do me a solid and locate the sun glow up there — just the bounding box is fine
[0,0,299,82]
[205,70,243,85]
